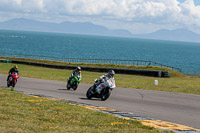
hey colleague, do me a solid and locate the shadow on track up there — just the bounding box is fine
[58,89,74,91]
[79,97,101,101]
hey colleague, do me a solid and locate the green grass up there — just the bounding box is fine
[0,56,183,77]
[0,62,200,95]
[0,88,171,133]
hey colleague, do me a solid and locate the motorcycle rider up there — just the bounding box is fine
[68,66,82,84]
[7,65,19,81]
[94,70,115,94]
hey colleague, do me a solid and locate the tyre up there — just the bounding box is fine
[7,81,10,87]
[86,87,93,99]
[7,77,12,87]
[12,81,16,88]
[66,83,70,90]
[101,88,111,101]
[72,86,77,90]
[72,82,78,90]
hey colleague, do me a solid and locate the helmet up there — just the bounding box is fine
[108,70,115,77]
[14,65,18,70]
[76,66,81,71]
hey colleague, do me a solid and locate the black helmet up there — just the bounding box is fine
[108,70,115,77]
[76,66,81,71]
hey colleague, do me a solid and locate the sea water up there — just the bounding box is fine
[0,29,200,75]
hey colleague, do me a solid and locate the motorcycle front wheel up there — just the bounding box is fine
[101,88,111,101]
[86,87,93,99]
[12,80,16,88]
[12,84,15,88]
[72,82,78,90]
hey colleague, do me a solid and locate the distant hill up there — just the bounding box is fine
[133,29,200,43]
[0,18,200,43]
[0,18,132,37]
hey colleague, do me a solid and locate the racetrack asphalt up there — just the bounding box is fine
[0,74,200,129]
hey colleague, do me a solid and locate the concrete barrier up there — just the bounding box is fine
[9,60,170,77]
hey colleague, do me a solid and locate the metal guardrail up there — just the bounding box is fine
[9,60,170,77]
[0,53,182,72]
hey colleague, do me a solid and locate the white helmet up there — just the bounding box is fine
[76,66,81,71]
[108,70,115,77]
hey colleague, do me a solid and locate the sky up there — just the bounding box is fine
[0,0,200,34]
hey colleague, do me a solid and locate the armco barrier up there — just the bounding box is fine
[0,53,181,73]
[9,60,170,77]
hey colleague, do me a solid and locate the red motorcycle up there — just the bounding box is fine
[7,72,19,87]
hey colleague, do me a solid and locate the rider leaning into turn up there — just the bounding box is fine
[95,70,115,93]
[68,66,82,82]
[7,65,19,81]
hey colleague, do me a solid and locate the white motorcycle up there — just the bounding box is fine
[86,78,116,101]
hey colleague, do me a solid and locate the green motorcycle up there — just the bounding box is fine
[66,75,81,90]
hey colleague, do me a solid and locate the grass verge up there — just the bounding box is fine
[0,57,183,77]
[0,88,171,133]
[0,62,200,95]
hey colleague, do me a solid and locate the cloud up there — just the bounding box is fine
[0,0,200,33]
[0,0,46,13]
[180,0,200,26]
